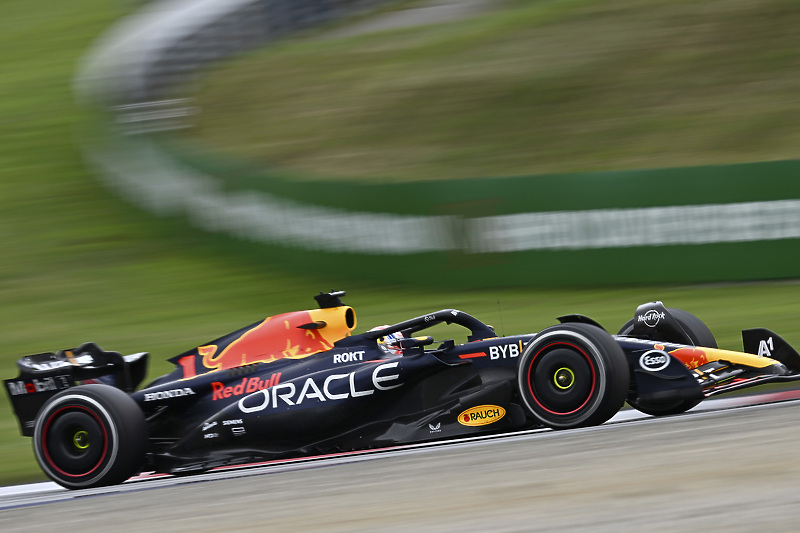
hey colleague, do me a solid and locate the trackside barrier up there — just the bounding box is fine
[75,0,399,105]
[76,0,800,287]
[85,130,800,287]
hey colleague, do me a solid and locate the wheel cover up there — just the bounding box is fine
[73,430,90,450]
[40,405,109,478]
[553,367,576,390]
[526,342,597,416]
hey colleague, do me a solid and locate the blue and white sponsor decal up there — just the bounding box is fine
[639,349,670,372]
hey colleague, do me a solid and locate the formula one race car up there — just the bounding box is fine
[6,291,800,489]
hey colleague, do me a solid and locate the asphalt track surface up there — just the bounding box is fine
[2,391,800,532]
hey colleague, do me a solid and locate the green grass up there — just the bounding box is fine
[186,0,800,181]
[2,0,800,488]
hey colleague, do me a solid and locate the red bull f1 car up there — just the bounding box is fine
[6,291,800,489]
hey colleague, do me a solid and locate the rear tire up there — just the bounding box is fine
[33,384,147,489]
[517,323,629,429]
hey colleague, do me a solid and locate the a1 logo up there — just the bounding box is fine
[757,337,774,357]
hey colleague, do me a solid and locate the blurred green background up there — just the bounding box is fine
[188,0,800,181]
[2,0,799,486]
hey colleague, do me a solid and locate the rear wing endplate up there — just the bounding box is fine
[4,343,148,436]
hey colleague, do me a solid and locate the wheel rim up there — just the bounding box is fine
[526,342,597,416]
[41,405,109,478]
[553,367,575,390]
[73,430,90,450]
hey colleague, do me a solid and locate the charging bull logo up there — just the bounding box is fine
[669,347,710,370]
[197,311,345,373]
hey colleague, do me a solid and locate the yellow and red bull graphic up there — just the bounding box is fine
[458,405,506,426]
[177,307,356,377]
[668,345,776,371]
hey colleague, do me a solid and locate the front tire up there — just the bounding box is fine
[517,323,629,429]
[618,307,714,417]
[617,308,717,348]
[33,384,148,489]
[630,397,701,417]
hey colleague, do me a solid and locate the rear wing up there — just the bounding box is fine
[4,342,148,436]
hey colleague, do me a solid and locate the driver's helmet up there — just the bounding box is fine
[369,325,404,356]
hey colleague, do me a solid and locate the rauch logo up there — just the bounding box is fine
[458,405,506,427]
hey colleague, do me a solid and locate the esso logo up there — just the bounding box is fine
[639,350,670,372]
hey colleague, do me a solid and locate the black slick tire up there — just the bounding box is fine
[619,307,716,416]
[516,323,629,429]
[33,384,148,489]
[617,308,717,348]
